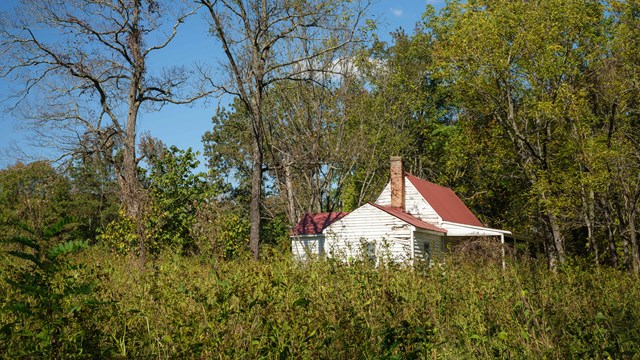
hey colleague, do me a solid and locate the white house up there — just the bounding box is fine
[291,157,511,265]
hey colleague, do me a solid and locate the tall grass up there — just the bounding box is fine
[2,246,639,358]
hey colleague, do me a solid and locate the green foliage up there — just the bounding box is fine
[65,153,119,240]
[98,146,212,256]
[1,218,99,358]
[202,101,253,201]
[3,248,638,358]
[419,0,640,267]
[189,199,252,261]
[211,210,251,260]
[262,213,290,247]
[0,160,119,248]
[0,162,71,238]
[96,208,139,254]
[342,27,445,208]
[144,146,210,254]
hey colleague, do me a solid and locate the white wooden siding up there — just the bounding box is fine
[375,177,442,223]
[323,203,413,263]
[413,231,444,264]
[375,183,392,204]
[291,235,325,260]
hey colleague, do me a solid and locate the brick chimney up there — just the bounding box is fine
[390,156,404,210]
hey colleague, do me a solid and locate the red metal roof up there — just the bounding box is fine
[369,203,447,233]
[405,173,484,227]
[292,212,349,235]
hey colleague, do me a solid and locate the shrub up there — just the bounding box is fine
[2,244,639,358]
[1,218,100,358]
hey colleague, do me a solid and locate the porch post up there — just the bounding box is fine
[411,228,415,267]
[501,233,505,271]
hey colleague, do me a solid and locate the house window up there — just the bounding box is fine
[423,241,432,262]
[366,242,376,263]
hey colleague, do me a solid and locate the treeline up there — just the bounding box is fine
[1,2,640,267]
[204,0,640,271]
[0,147,286,261]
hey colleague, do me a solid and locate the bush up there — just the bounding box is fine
[1,245,639,358]
[1,218,100,358]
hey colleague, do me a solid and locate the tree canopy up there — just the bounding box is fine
[1,0,640,271]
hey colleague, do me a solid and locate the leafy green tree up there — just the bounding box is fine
[99,146,211,256]
[202,99,253,204]
[0,162,71,238]
[339,28,444,210]
[427,0,608,269]
[145,146,210,254]
[262,80,366,223]
[203,83,359,234]
[602,0,640,272]
[65,152,119,241]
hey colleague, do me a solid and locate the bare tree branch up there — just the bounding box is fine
[0,0,211,224]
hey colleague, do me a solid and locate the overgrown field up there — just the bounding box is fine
[1,245,639,359]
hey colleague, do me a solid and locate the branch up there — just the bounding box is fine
[143,5,201,56]
[200,0,252,104]
[59,13,132,65]
[23,28,123,133]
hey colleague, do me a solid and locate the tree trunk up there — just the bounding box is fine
[585,216,598,265]
[603,201,619,267]
[249,128,263,260]
[622,191,640,272]
[623,230,631,268]
[120,108,140,218]
[284,158,297,226]
[122,1,145,256]
[584,188,598,265]
[547,211,565,271]
[539,187,565,271]
[629,208,640,273]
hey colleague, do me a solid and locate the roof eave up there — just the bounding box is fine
[413,227,448,236]
[290,233,325,238]
[368,202,447,234]
[441,221,512,235]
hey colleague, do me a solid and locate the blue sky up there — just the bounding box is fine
[0,1,444,169]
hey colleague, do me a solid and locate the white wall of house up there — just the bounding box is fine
[291,235,325,260]
[324,203,414,263]
[375,178,441,224]
[413,230,444,264]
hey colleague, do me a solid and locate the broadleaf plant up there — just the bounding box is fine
[2,217,96,358]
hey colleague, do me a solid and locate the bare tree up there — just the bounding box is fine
[0,0,210,219]
[262,77,366,223]
[199,0,369,259]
